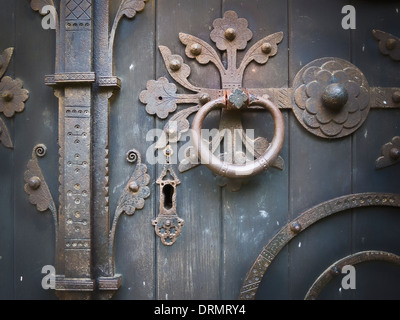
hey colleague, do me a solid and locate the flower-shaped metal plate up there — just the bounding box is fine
[292,57,370,139]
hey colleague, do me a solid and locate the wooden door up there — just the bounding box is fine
[0,0,400,300]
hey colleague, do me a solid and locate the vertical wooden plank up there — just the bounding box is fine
[13,1,58,299]
[351,1,400,299]
[0,0,15,300]
[221,0,289,300]
[109,0,156,300]
[155,0,222,300]
[288,0,353,299]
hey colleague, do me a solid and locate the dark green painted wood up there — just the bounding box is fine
[0,0,399,300]
[0,0,15,300]
[110,0,156,300]
[287,0,353,300]
[155,0,223,300]
[350,0,400,300]
[221,0,290,300]
[13,1,57,299]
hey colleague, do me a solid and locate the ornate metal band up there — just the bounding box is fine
[304,250,400,300]
[238,192,400,300]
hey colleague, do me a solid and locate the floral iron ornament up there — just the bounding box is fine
[140,11,286,191]
[292,58,370,138]
[0,48,29,149]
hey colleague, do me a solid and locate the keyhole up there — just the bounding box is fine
[162,184,174,210]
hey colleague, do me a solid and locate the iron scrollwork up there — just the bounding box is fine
[375,136,400,169]
[140,10,286,191]
[373,29,400,62]
[28,0,150,299]
[140,11,400,192]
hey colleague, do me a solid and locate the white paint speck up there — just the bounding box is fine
[383,100,387,105]
[276,221,280,226]
[259,210,269,218]
[165,293,169,300]
[364,129,368,139]
[143,281,146,287]
[362,45,365,52]
[339,287,342,293]
[298,242,302,248]
[20,276,23,281]
[129,64,134,71]
[396,8,399,14]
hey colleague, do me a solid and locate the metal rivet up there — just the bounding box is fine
[392,91,400,103]
[165,219,172,227]
[261,42,272,54]
[225,28,236,41]
[167,127,177,138]
[199,93,211,105]
[330,266,340,276]
[190,43,202,56]
[390,147,400,161]
[386,38,397,51]
[189,152,197,162]
[322,83,349,111]
[169,59,181,71]
[129,181,139,193]
[290,221,302,234]
[28,176,41,190]
[2,91,13,102]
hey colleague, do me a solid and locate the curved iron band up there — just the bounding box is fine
[238,193,400,300]
[191,95,285,179]
[304,250,400,300]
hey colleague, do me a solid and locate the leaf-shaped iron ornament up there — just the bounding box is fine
[0,47,29,149]
[373,29,400,62]
[375,136,400,169]
[0,116,13,148]
[140,11,285,191]
[30,0,55,12]
[109,149,150,273]
[0,47,13,79]
[24,144,58,230]
[109,0,149,58]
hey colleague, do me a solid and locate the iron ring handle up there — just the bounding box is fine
[191,94,285,179]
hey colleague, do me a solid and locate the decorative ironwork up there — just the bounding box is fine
[304,250,400,300]
[109,0,149,62]
[373,29,400,62]
[372,29,400,170]
[0,47,29,149]
[375,136,400,169]
[140,11,400,191]
[29,0,149,299]
[153,146,184,246]
[238,192,400,300]
[109,149,150,271]
[24,144,58,229]
[140,10,285,190]
[292,58,370,139]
